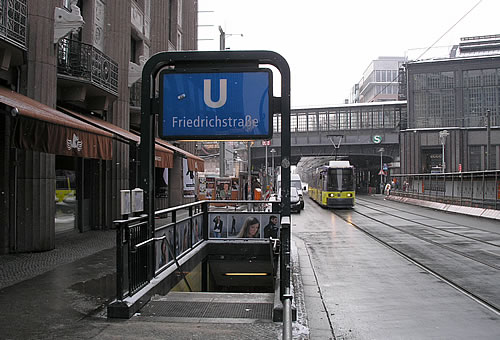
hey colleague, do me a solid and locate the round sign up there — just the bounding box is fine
[372,135,382,144]
[281,158,290,169]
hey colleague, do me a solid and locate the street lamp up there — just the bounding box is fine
[439,130,449,173]
[219,26,243,50]
[270,148,276,191]
[378,147,385,192]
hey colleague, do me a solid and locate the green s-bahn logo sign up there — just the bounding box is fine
[372,135,382,144]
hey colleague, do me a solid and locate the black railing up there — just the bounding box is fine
[115,201,207,299]
[57,38,118,96]
[114,200,281,300]
[0,0,27,50]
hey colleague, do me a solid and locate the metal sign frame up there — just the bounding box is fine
[158,68,273,140]
[139,50,291,319]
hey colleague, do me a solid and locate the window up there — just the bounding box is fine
[319,113,328,131]
[361,110,371,129]
[130,36,138,63]
[384,108,395,128]
[488,146,497,169]
[273,115,281,133]
[327,169,354,191]
[411,71,456,128]
[469,146,482,171]
[339,111,349,129]
[297,114,307,132]
[307,114,317,132]
[328,111,338,130]
[469,145,482,171]
[372,110,383,128]
[464,70,482,87]
[290,114,297,132]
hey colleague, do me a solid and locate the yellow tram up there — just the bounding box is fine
[308,161,355,208]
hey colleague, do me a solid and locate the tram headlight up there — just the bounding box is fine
[346,193,353,197]
[328,193,334,197]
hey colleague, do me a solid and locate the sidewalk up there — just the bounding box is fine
[0,228,306,339]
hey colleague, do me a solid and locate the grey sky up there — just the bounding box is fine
[198,0,498,108]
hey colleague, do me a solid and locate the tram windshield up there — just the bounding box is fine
[327,168,354,191]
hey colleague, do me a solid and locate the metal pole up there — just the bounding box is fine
[218,26,225,51]
[486,109,491,170]
[379,148,384,192]
[439,130,448,173]
[265,144,268,191]
[219,142,225,178]
[271,149,275,191]
[219,26,226,178]
[247,141,252,201]
[442,142,445,173]
[380,151,383,185]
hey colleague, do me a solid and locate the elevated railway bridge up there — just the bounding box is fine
[250,101,407,192]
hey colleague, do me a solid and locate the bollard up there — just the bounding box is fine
[282,290,293,340]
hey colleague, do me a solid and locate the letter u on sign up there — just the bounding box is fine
[204,79,227,108]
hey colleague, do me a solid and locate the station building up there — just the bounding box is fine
[0,0,202,254]
[400,34,500,174]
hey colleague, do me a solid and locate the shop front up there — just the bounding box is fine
[0,87,113,253]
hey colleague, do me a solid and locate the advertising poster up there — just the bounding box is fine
[205,177,215,200]
[155,226,174,271]
[183,158,195,198]
[198,177,207,199]
[208,213,280,239]
[216,178,231,200]
[176,219,191,255]
[192,214,203,245]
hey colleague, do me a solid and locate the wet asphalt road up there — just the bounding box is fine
[292,195,500,339]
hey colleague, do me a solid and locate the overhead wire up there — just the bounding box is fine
[368,0,484,103]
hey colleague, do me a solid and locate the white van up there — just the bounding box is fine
[277,174,305,210]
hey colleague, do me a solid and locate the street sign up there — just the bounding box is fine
[159,70,272,140]
[378,170,386,176]
[372,135,382,144]
[383,163,388,171]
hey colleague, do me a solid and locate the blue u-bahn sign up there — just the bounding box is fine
[159,70,272,140]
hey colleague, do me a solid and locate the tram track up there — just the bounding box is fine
[328,197,500,315]
[356,196,500,239]
[354,199,500,258]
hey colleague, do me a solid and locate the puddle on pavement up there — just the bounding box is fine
[70,273,116,300]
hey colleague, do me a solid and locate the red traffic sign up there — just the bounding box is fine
[378,170,387,176]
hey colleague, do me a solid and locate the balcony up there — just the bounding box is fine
[57,38,118,97]
[0,0,27,50]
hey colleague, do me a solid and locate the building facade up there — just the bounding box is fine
[0,0,202,254]
[351,56,406,103]
[400,35,500,174]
